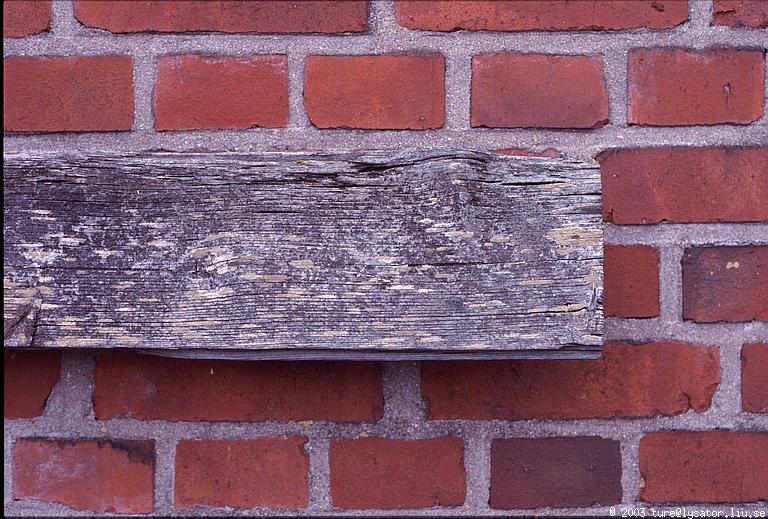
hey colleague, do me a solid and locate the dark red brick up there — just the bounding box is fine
[304,54,445,129]
[330,437,466,509]
[3,0,50,37]
[628,48,765,125]
[396,1,688,31]
[4,350,60,419]
[742,343,768,412]
[472,53,609,128]
[93,351,383,422]
[599,147,768,224]
[682,246,768,323]
[155,55,288,130]
[74,1,368,34]
[640,432,768,503]
[4,56,134,132]
[713,0,768,28]
[604,245,660,318]
[490,437,622,509]
[422,342,719,420]
[13,439,154,513]
[175,438,308,509]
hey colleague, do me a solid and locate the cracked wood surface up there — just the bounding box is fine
[4,150,603,359]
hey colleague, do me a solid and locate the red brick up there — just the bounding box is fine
[396,1,688,31]
[713,0,768,28]
[3,0,50,37]
[93,351,383,422]
[74,1,368,34]
[628,48,765,125]
[422,342,719,420]
[604,245,660,318]
[13,439,154,513]
[4,56,133,132]
[175,438,308,509]
[330,437,465,509]
[490,437,622,509]
[742,343,768,412]
[155,55,288,130]
[304,55,445,130]
[472,54,609,129]
[599,147,768,224]
[492,148,562,158]
[682,246,768,323]
[640,432,768,503]
[4,350,60,419]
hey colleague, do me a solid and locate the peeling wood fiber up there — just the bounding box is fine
[3,150,602,359]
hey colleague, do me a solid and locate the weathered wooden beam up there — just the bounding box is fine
[4,150,603,360]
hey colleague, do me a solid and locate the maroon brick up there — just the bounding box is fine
[155,55,288,130]
[682,246,768,322]
[13,439,154,513]
[628,48,765,125]
[3,0,50,37]
[175,438,309,509]
[4,56,134,132]
[604,245,660,318]
[4,350,60,419]
[74,1,368,34]
[330,437,466,509]
[490,437,622,509]
[472,53,609,128]
[742,343,768,412]
[599,147,768,224]
[93,351,383,422]
[640,432,768,503]
[396,1,688,31]
[422,342,719,420]
[304,54,445,129]
[713,0,768,28]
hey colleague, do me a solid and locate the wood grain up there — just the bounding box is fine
[4,150,602,359]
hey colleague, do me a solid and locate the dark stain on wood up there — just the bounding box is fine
[4,150,602,359]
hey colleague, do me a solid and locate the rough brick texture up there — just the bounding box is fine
[3,56,134,132]
[4,350,60,419]
[3,0,50,37]
[330,437,466,509]
[93,351,383,422]
[742,343,768,413]
[155,55,288,130]
[682,246,768,323]
[628,48,766,125]
[73,1,368,34]
[175,438,309,509]
[604,245,660,318]
[490,437,622,509]
[713,0,768,28]
[13,439,155,514]
[600,147,768,224]
[396,1,688,31]
[304,55,445,129]
[471,54,609,128]
[422,342,719,420]
[640,432,768,503]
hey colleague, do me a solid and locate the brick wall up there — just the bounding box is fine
[3,0,767,515]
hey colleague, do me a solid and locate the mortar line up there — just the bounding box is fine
[306,434,332,512]
[620,432,643,505]
[49,0,78,37]
[603,48,629,127]
[153,436,177,515]
[287,51,311,131]
[461,423,492,512]
[658,245,683,324]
